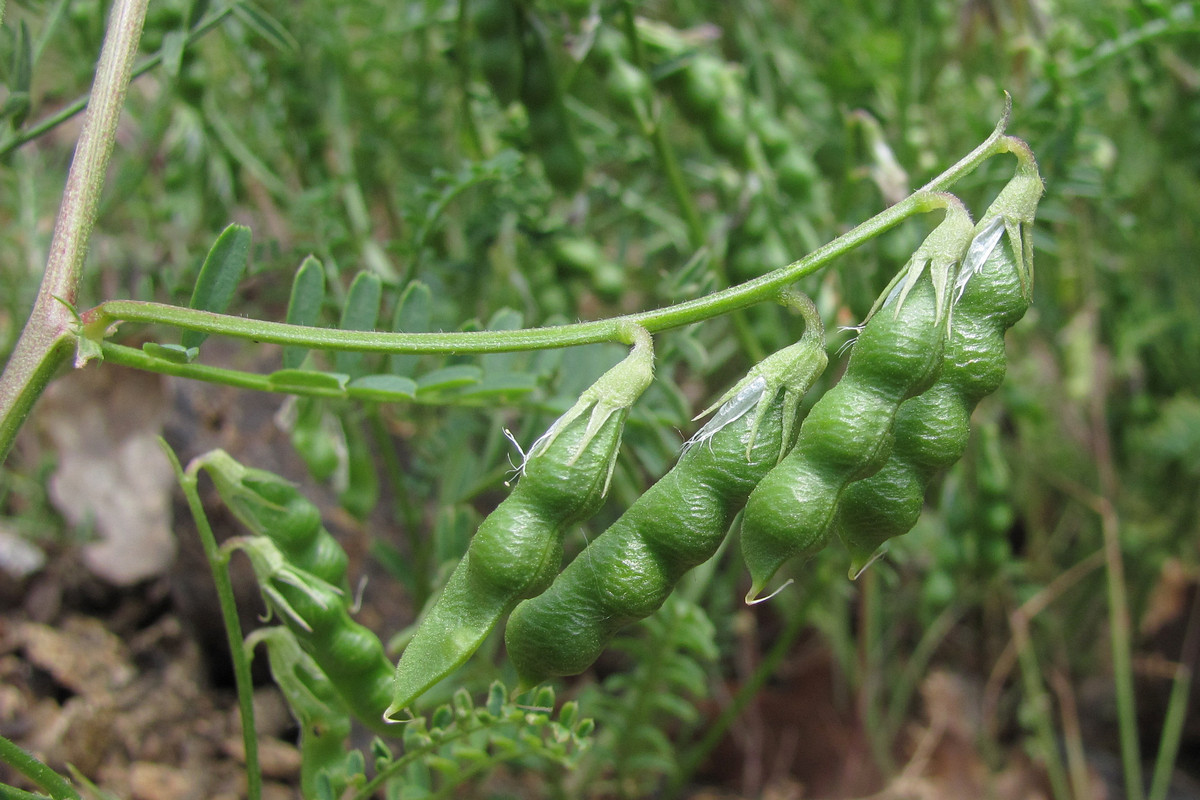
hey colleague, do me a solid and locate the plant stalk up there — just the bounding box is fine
[1147,577,1200,800]
[0,0,148,463]
[86,121,1005,356]
[1102,503,1145,800]
[165,447,263,800]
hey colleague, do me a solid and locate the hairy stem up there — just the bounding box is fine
[85,108,1008,356]
[89,186,955,352]
[0,0,149,463]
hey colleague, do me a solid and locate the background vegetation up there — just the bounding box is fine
[1,0,1198,798]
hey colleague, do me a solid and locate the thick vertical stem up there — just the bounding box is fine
[0,0,148,462]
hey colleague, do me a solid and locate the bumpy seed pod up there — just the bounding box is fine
[504,300,827,686]
[774,146,819,200]
[837,151,1043,574]
[551,236,626,301]
[386,330,654,717]
[200,450,349,591]
[668,54,726,122]
[247,626,352,799]
[659,52,752,167]
[740,201,975,601]
[240,540,394,735]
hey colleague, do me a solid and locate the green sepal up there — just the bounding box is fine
[689,293,827,461]
[527,326,654,492]
[194,449,320,540]
[866,197,973,328]
[230,537,339,634]
[974,139,1043,297]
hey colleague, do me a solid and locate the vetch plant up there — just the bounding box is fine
[0,1,1075,797]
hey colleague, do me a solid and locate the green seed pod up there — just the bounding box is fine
[552,236,625,301]
[728,232,790,285]
[775,146,818,199]
[740,202,974,601]
[670,55,727,122]
[387,329,655,716]
[240,540,393,735]
[748,101,791,163]
[707,106,751,168]
[664,53,750,167]
[199,450,349,590]
[837,153,1042,573]
[290,397,340,481]
[538,136,586,195]
[277,581,393,735]
[519,25,558,110]
[247,627,352,800]
[504,300,827,685]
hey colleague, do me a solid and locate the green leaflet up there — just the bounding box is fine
[181,223,252,350]
[283,255,326,370]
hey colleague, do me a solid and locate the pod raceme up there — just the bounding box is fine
[739,200,974,602]
[386,329,655,718]
[837,149,1043,573]
[504,300,826,686]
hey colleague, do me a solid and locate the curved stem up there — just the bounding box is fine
[86,111,1008,356]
